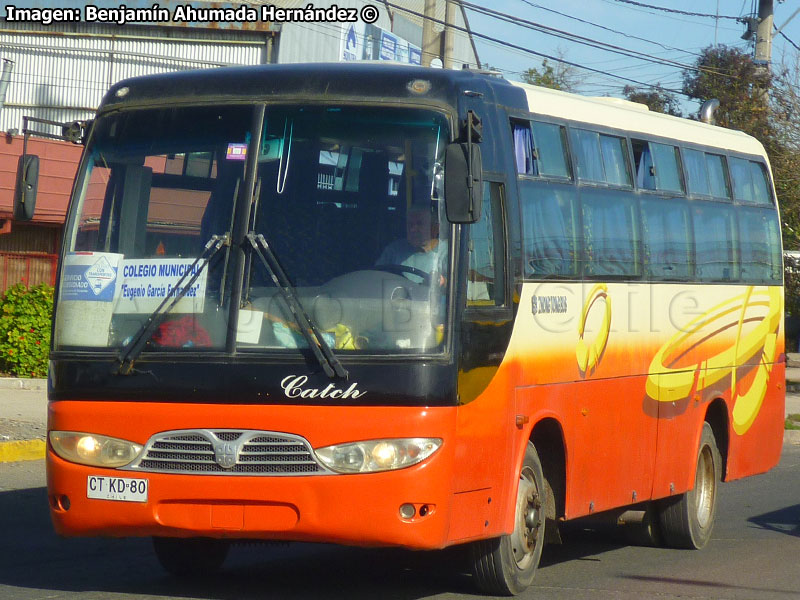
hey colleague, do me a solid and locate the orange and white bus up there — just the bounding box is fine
[21,64,783,595]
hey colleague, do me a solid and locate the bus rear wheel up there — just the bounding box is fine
[657,422,721,549]
[470,442,549,596]
[152,536,230,577]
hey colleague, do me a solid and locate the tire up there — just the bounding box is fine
[470,442,549,596]
[657,422,721,549]
[152,536,230,577]
[620,502,663,547]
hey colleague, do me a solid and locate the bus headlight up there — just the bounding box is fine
[315,438,442,473]
[49,431,143,468]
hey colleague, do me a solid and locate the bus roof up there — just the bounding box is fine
[508,80,767,158]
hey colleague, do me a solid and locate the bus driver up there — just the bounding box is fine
[376,203,447,285]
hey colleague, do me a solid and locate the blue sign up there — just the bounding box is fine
[380,31,398,61]
[61,256,117,302]
[344,24,358,61]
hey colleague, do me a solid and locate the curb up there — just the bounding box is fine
[0,439,45,463]
[0,378,47,391]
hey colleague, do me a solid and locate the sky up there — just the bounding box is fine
[462,0,800,115]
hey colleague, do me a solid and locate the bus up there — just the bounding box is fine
[20,63,784,595]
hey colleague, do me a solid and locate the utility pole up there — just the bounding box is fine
[421,0,438,67]
[754,0,774,68]
[443,0,455,69]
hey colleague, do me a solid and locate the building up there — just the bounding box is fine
[0,0,480,292]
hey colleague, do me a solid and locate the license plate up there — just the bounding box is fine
[87,475,148,503]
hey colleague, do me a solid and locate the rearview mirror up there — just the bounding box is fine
[13,154,39,221]
[444,142,482,224]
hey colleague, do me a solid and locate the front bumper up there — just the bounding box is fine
[46,401,457,549]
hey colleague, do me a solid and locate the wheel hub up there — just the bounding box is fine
[510,467,541,568]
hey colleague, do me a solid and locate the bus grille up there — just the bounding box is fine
[123,430,329,475]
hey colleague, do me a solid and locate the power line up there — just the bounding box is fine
[610,0,740,20]
[515,0,704,60]
[384,1,687,94]
[600,0,742,32]
[777,30,800,53]
[459,1,734,77]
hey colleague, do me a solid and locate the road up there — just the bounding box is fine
[0,445,798,600]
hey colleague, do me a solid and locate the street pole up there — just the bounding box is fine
[422,0,438,67]
[755,0,774,67]
[754,0,773,106]
[444,0,455,69]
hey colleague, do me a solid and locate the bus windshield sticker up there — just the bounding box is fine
[226,143,248,160]
[58,252,123,347]
[114,258,208,314]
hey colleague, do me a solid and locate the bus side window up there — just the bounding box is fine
[641,198,692,280]
[705,153,731,199]
[730,157,772,206]
[633,140,656,190]
[512,120,536,176]
[571,129,631,187]
[467,181,506,306]
[693,203,737,281]
[581,189,640,278]
[633,139,683,193]
[520,180,579,279]
[738,206,782,284]
[683,148,710,196]
[531,121,570,179]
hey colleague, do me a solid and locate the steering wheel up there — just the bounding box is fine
[374,264,431,286]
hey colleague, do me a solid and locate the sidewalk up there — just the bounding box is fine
[0,378,47,463]
[3,357,800,463]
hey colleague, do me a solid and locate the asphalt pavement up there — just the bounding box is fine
[2,356,800,463]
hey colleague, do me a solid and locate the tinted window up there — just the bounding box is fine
[739,206,782,284]
[571,129,630,186]
[650,142,683,193]
[512,121,535,176]
[633,140,683,193]
[599,134,631,187]
[581,189,639,278]
[468,182,506,305]
[730,158,772,205]
[641,198,692,280]
[532,121,570,178]
[520,180,579,278]
[684,148,709,196]
[571,129,605,182]
[706,153,731,199]
[692,204,736,281]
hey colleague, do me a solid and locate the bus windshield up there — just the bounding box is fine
[56,104,451,356]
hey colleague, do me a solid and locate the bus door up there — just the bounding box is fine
[451,179,515,542]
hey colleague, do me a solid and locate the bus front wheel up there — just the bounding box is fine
[657,422,721,549]
[469,442,550,596]
[152,536,230,577]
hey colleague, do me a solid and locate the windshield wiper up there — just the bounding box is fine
[114,233,230,375]
[246,232,348,380]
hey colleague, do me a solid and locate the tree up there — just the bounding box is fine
[622,85,682,117]
[683,45,800,250]
[522,57,580,92]
[682,45,771,138]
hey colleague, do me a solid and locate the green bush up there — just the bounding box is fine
[0,283,53,378]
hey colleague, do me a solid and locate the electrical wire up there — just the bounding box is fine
[515,0,704,60]
[610,0,740,20]
[458,1,734,78]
